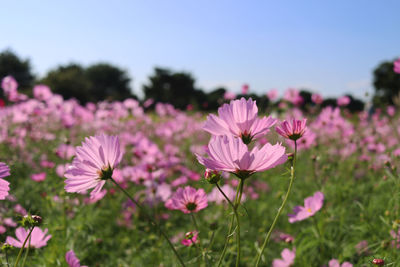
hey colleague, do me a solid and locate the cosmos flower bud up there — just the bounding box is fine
[32,215,43,226]
[372,259,384,266]
[209,222,218,230]
[21,214,43,228]
[204,169,221,184]
[1,243,13,252]
[384,161,392,169]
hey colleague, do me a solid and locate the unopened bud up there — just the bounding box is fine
[21,214,42,228]
[32,215,42,225]
[209,222,218,230]
[205,169,221,184]
[385,161,392,169]
[372,259,384,266]
[1,243,13,252]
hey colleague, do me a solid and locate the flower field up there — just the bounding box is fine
[1,76,400,266]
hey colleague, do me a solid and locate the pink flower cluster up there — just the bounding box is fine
[394,58,400,74]
[0,162,11,200]
[198,98,288,179]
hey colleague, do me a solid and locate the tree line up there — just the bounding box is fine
[0,49,398,111]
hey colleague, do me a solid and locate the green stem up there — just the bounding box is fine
[191,213,200,234]
[110,178,186,267]
[312,216,322,239]
[207,229,216,250]
[190,213,207,265]
[216,184,235,210]
[235,179,244,267]
[217,215,235,267]
[190,237,204,265]
[21,234,31,267]
[255,141,297,267]
[6,249,10,267]
[216,181,242,267]
[14,227,34,267]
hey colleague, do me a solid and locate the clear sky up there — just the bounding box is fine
[1,0,399,99]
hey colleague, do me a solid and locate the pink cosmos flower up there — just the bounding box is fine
[387,105,396,116]
[1,75,18,96]
[33,85,53,101]
[14,204,27,216]
[181,231,199,246]
[394,58,400,74]
[328,259,353,267]
[272,248,296,267]
[65,134,123,198]
[283,88,303,106]
[66,250,88,267]
[3,218,17,227]
[224,91,236,100]
[272,231,294,243]
[1,75,27,102]
[143,98,154,108]
[241,84,249,94]
[267,89,279,101]
[355,240,369,255]
[208,184,246,204]
[6,227,51,248]
[0,162,11,200]
[311,93,323,105]
[40,160,55,169]
[166,186,208,214]
[288,191,324,223]
[31,172,46,182]
[196,135,287,179]
[84,189,107,204]
[203,97,277,144]
[390,227,400,249]
[337,96,350,106]
[56,144,76,159]
[276,119,307,141]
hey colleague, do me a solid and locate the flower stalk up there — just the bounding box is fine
[110,178,186,267]
[255,141,297,266]
[216,178,245,267]
[14,226,34,267]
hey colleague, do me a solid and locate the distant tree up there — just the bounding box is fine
[299,90,312,106]
[346,95,365,112]
[254,94,270,112]
[321,98,337,108]
[0,49,34,90]
[373,59,400,106]
[41,63,135,103]
[85,63,134,101]
[204,87,226,110]
[41,64,92,103]
[143,67,199,109]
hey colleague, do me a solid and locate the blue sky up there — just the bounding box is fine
[1,0,399,99]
